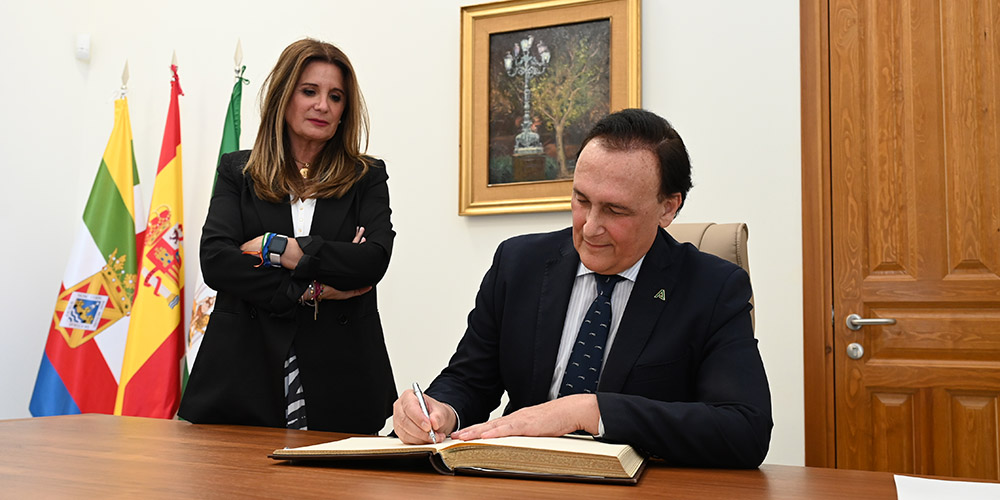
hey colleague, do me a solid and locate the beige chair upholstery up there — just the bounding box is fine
[664,222,754,328]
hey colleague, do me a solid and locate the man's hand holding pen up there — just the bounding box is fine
[392,389,457,445]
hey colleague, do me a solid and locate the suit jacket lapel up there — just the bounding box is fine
[252,195,294,237]
[311,163,367,239]
[310,189,355,239]
[599,228,684,393]
[529,235,579,404]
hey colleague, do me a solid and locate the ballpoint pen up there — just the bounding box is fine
[411,382,438,444]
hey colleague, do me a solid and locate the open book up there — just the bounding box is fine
[270,435,646,485]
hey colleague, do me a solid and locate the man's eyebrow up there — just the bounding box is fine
[606,202,633,212]
[574,189,633,212]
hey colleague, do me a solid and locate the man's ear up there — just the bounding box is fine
[658,193,682,228]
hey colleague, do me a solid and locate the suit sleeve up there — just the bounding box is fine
[597,267,773,468]
[425,241,508,427]
[199,153,303,313]
[291,161,395,292]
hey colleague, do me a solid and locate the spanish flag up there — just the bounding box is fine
[29,97,146,416]
[116,62,185,417]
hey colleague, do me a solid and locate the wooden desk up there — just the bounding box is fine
[0,414,899,499]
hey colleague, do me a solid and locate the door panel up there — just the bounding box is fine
[942,0,1000,279]
[830,0,1000,480]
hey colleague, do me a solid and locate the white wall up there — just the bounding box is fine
[0,1,802,465]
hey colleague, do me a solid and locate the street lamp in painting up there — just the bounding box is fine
[504,35,549,181]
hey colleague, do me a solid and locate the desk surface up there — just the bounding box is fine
[0,414,900,499]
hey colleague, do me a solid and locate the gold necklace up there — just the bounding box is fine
[294,159,311,179]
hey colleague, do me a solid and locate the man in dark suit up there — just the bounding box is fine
[393,109,772,468]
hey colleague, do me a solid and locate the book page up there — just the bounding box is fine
[279,435,630,457]
[277,436,455,455]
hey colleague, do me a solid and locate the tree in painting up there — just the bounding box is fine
[529,21,610,179]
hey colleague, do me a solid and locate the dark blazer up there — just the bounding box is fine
[426,227,772,468]
[179,150,396,434]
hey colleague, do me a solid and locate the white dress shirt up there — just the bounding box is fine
[290,196,317,237]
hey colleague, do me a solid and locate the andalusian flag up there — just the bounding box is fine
[29,97,146,416]
[186,64,246,380]
[116,62,185,418]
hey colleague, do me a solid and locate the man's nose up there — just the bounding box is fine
[583,210,604,237]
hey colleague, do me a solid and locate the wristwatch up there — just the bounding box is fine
[268,234,288,267]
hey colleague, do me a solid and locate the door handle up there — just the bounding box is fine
[845,313,897,331]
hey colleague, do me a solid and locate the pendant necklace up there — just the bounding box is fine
[294,159,310,178]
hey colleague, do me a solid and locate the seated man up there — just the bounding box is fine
[393,109,772,468]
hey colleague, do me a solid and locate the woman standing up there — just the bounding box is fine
[180,39,395,434]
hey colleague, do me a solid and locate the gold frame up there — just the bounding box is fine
[459,0,641,215]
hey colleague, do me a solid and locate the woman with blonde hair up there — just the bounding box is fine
[180,38,396,433]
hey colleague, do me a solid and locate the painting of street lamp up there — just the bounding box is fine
[459,0,640,216]
[488,20,610,185]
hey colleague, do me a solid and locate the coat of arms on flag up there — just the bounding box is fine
[54,251,136,348]
[140,205,183,309]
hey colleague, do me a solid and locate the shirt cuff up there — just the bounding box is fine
[443,402,461,435]
[597,416,605,437]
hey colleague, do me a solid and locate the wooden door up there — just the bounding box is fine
[830,0,1000,479]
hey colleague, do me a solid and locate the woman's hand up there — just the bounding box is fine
[301,226,372,300]
[279,237,303,269]
[322,284,372,300]
[300,282,372,302]
[240,235,263,254]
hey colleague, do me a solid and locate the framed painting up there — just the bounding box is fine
[459,0,641,215]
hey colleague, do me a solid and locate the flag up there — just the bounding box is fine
[29,97,146,416]
[115,63,185,418]
[186,65,246,382]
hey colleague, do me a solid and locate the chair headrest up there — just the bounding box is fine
[665,222,749,274]
[665,222,753,329]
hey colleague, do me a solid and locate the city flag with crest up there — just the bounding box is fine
[29,97,147,416]
[116,62,186,418]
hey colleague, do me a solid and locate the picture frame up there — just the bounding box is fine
[459,0,641,215]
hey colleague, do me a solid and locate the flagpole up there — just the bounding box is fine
[184,39,247,387]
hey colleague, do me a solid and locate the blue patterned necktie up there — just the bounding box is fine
[559,274,624,397]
